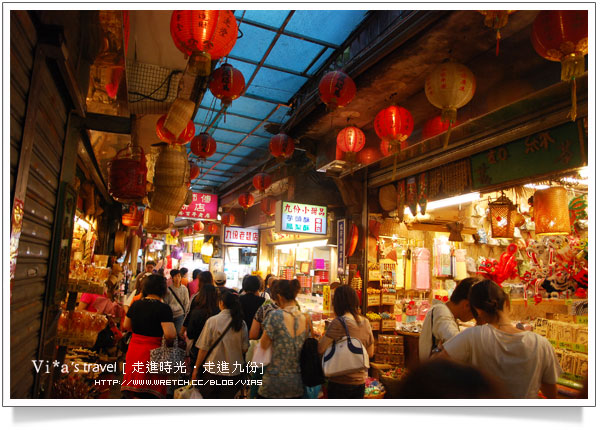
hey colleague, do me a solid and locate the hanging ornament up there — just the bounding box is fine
[478,11,516,56]
[533,187,571,236]
[357,147,381,166]
[406,177,418,217]
[252,173,273,194]
[209,63,245,116]
[261,197,277,217]
[156,115,195,145]
[488,193,516,239]
[380,139,407,157]
[337,126,366,162]
[189,163,200,180]
[190,132,217,160]
[238,192,255,212]
[424,62,476,147]
[170,11,238,76]
[397,179,406,222]
[170,229,179,237]
[422,115,458,140]
[269,133,295,161]
[193,221,205,232]
[221,212,235,227]
[207,223,219,235]
[318,70,357,110]
[373,106,414,149]
[531,10,588,121]
[417,172,428,215]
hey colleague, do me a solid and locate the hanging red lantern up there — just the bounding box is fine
[337,126,366,153]
[269,133,295,160]
[422,115,458,140]
[189,163,200,180]
[193,221,205,232]
[380,139,407,157]
[531,10,588,121]
[425,62,476,147]
[318,70,356,110]
[479,11,516,56]
[221,212,235,226]
[238,192,255,211]
[252,173,273,193]
[373,106,414,152]
[209,63,245,109]
[261,197,277,217]
[170,229,179,237]
[357,147,381,166]
[190,132,217,159]
[156,115,195,145]
[207,223,219,235]
[145,238,153,247]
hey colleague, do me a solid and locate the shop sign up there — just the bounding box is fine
[471,120,586,189]
[280,201,327,235]
[337,219,346,278]
[323,284,332,313]
[224,226,259,245]
[178,193,218,220]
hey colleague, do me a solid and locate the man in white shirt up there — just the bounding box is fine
[418,277,480,362]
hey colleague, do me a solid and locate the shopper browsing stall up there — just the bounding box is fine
[164,269,190,334]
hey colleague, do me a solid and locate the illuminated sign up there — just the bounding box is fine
[223,227,259,246]
[178,193,218,220]
[280,201,327,235]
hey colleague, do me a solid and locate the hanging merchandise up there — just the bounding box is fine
[261,197,277,217]
[156,114,195,145]
[193,221,205,232]
[406,177,418,217]
[424,61,476,147]
[533,187,571,236]
[531,10,588,121]
[269,133,295,161]
[568,195,588,231]
[252,172,272,194]
[479,11,516,56]
[189,163,200,180]
[396,180,406,222]
[357,147,381,166]
[207,223,219,235]
[107,146,147,203]
[378,185,397,213]
[488,193,516,238]
[346,223,359,258]
[318,70,356,110]
[150,184,189,216]
[238,192,255,212]
[422,115,457,140]
[412,247,431,290]
[209,63,245,112]
[417,172,428,215]
[122,205,143,228]
[190,132,217,159]
[446,222,464,242]
[154,145,189,188]
[163,98,196,137]
[221,212,235,227]
[404,248,412,291]
[336,126,366,162]
[143,208,175,233]
[454,248,468,280]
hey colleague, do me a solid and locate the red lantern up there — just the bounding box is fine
[479,11,516,56]
[252,173,272,193]
[170,11,238,59]
[207,223,219,235]
[318,70,356,110]
[261,197,277,217]
[374,106,414,146]
[221,212,235,226]
[238,192,255,211]
[380,139,407,157]
[422,115,457,140]
[190,132,217,159]
[336,126,366,153]
[269,133,295,159]
[357,147,381,166]
[145,238,153,247]
[194,221,204,232]
[156,115,195,145]
[531,10,588,121]
[209,63,245,108]
[189,163,200,180]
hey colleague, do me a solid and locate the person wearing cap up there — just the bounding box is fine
[214,271,230,295]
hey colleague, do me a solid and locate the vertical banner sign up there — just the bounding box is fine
[337,219,346,280]
[178,193,218,219]
[323,284,332,314]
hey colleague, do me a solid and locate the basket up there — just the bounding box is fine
[163,98,196,136]
[380,375,404,398]
[534,187,570,235]
[379,218,408,238]
[488,194,516,238]
[364,391,386,399]
[143,208,175,233]
[121,205,143,228]
[154,145,189,187]
[108,146,147,203]
[150,184,189,216]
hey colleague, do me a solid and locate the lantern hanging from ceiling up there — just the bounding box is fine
[207,223,219,235]
[221,212,235,227]
[261,197,277,217]
[269,133,295,160]
[357,147,381,166]
[156,115,195,145]
[337,126,366,163]
[380,139,408,157]
[533,187,571,236]
[252,173,273,194]
[190,132,217,160]
[373,106,414,152]
[531,10,588,121]
[424,62,476,147]
[488,193,516,238]
[422,115,457,140]
[209,63,245,111]
[189,163,200,180]
[238,192,255,211]
[318,70,356,110]
[170,229,179,238]
[479,11,516,56]
[170,11,238,76]
[193,221,205,232]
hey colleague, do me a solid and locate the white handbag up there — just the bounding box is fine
[252,342,272,367]
[322,317,369,378]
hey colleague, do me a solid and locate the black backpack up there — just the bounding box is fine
[300,337,325,387]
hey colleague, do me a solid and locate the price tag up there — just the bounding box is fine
[381,293,396,305]
[381,319,396,331]
[369,320,381,331]
[565,299,573,306]
[367,294,381,307]
[576,315,588,325]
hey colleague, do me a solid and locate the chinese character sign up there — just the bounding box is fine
[281,202,327,235]
[223,227,259,246]
[337,219,346,277]
[178,193,218,220]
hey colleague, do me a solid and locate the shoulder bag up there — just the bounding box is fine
[168,286,186,315]
[299,314,325,387]
[321,316,369,378]
[149,337,186,376]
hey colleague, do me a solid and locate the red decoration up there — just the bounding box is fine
[422,115,458,139]
[156,115,195,145]
[380,139,407,157]
[357,147,381,165]
[122,205,142,228]
[269,133,295,159]
[189,163,200,180]
[170,10,238,59]
[194,221,205,232]
[145,238,153,247]
[209,63,245,108]
[108,146,147,203]
[238,192,255,211]
[337,126,366,153]
[190,132,217,159]
[207,223,219,235]
[170,229,179,237]
[261,197,277,217]
[221,212,235,226]
[479,11,516,56]
[531,10,588,121]
[318,70,356,110]
[374,106,414,145]
[252,173,272,193]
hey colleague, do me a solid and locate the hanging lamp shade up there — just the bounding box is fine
[380,139,408,157]
[170,229,179,237]
[252,173,272,193]
[357,147,381,165]
[318,70,356,110]
[531,10,588,121]
[422,115,456,139]
[425,62,476,147]
[156,115,195,145]
[238,192,255,211]
[533,187,571,235]
[261,197,277,217]
[207,223,219,235]
[221,212,235,227]
[209,63,245,108]
[337,126,366,154]
[488,194,516,238]
[189,163,200,180]
[374,106,414,146]
[269,133,295,159]
[190,132,217,159]
[479,11,516,56]
[193,221,205,232]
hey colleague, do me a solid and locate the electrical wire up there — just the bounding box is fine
[128,70,183,103]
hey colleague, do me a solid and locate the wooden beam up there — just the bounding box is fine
[82,112,132,134]
[406,223,477,235]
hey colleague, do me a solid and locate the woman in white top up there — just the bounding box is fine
[440,279,562,399]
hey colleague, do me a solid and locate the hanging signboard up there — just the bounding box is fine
[337,219,346,279]
[277,201,327,235]
[178,192,218,220]
[223,227,259,246]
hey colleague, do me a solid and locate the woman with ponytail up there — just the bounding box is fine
[439,279,562,399]
[191,291,249,398]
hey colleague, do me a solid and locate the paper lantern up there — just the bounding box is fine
[379,184,397,212]
[380,139,407,157]
[156,115,195,145]
[357,147,381,166]
[318,70,356,110]
[221,212,235,226]
[193,221,204,232]
[533,187,570,235]
[422,115,457,140]
[425,62,476,147]
[189,163,200,180]
[238,192,255,211]
[373,106,414,153]
[337,126,366,153]
[261,197,277,217]
[531,10,588,121]
[252,173,272,193]
[190,132,217,159]
[488,194,516,238]
[207,223,219,235]
[209,63,245,108]
[269,133,295,159]
[479,11,516,56]
[170,229,179,237]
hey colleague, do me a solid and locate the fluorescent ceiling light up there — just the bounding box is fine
[404,192,481,214]
[275,239,328,251]
[75,216,90,230]
[524,184,550,190]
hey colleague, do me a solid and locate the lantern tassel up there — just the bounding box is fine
[569,78,577,122]
[443,123,453,148]
[496,30,501,57]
